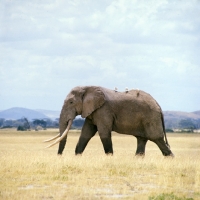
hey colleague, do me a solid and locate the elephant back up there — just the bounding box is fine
[127,89,162,112]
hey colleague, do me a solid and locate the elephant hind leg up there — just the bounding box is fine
[135,137,148,156]
[153,138,174,157]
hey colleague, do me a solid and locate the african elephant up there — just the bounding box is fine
[45,86,174,157]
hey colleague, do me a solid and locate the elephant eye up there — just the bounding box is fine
[68,97,74,104]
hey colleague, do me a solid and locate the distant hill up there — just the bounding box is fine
[163,110,200,129]
[0,107,48,120]
[164,111,200,120]
[36,109,60,119]
[193,110,200,115]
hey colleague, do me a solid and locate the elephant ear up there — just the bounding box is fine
[81,87,106,118]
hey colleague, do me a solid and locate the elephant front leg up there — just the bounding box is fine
[135,136,148,156]
[99,135,113,155]
[58,139,67,155]
[75,136,92,155]
[75,118,97,155]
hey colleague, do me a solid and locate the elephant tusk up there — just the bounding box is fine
[45,120,73,148]
[43,133,60,143]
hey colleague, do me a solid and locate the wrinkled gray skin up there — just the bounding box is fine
[58,86,174,157]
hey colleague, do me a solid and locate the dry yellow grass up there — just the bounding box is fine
[0,129,200,200]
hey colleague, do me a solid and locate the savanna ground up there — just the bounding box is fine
[0,129,200,200]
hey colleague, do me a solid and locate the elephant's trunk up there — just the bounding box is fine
[44,120,73,150]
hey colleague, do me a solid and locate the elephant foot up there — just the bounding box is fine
[106,153,113,156]
[135,152,145,157]
[164,153,175,158]
[75,153,82,156]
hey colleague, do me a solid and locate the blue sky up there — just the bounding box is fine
[0,0,200,112]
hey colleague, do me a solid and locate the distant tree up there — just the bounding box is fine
[1,125,13,129]
[0,118,5,127]
[17,125,25,131]
[195,119,200,129]
[53,120,59,128]
[4,119,14,127]
[72,118,85,129]
[33,119,47,129]
[17,117,31,131]
[165,129,174,133]
[43,118,59,128]
[179,119,196,129]
[23,117,30,130]
[44,118,52,127]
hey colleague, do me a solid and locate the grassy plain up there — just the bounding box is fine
[0,129,200,200]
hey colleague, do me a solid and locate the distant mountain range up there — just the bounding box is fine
[0,107,200,127]
[164,110,200,120]
[0,107,60,120]
[163,110,200,129]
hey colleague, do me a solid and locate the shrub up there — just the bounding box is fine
[165,129,174,133]
[149,193,193,200]
[17,125,26,131]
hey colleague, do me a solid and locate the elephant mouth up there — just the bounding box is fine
[65,119,71,128]
[44,119,73,148]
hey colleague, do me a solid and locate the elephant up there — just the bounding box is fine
[44,86,174,157]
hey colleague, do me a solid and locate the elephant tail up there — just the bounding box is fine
[161,112,170,149]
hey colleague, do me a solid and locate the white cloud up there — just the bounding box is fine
[0,0,200,111]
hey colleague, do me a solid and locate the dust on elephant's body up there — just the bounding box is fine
[45,86,174,157]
